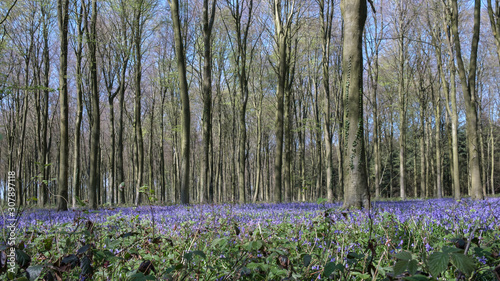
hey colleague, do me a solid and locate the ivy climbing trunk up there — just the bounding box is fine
[341,0,369,209]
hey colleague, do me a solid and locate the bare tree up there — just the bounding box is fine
[487,0,500,64]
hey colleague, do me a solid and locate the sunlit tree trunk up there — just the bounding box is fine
[450,0,483,200]
[341,0,369,209]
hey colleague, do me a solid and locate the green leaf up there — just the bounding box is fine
[323,262,342,277]
[450,253,475,276]
[252,240,263,251]
[26,265,44,281]
[303,254,311,267]
[428,251,449,277]
[441,246,461,254]
[408,259,418,275]
[43,238,52,251]
[184,250,205,262]
[394,259,408,276]
[15,249,31,269]
[394,251,412,261]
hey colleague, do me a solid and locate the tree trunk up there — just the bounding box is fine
[57,0,70,211]
[341,0,369,209]
[87,0,99,210]
[71,5,83,208]
[200,0,216,204]
[169,0,191,204]
[450,0,483,200]
[40,4,51,207]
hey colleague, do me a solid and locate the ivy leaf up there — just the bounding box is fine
[450,253,475,276]
[428,251,449,278]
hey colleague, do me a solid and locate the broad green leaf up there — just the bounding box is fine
[428,251,449,277]
[393,259,408,276]
[323,262,342,278]
[303,254,311,267]
[408,259,418,275]
[441,246,462,254]
[15,249,31,269]
[450,253,475,276]
[394,251,412,261]
[26,265,44,281]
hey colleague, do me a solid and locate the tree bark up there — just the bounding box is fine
[341,0,369,209]
[57,0,70,211]
[200,0,216,203]
[87,0,99,210]
[450,0,483,200]
[71,3,83,208]
[169,0,191,204]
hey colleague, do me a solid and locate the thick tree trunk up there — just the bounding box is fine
[450,0,483,200]
[341,0,369,209]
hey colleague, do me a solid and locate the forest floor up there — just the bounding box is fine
[1,198,500,280]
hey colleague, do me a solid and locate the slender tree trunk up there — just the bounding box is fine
[132,2,145,206]
[40,5,51,207]
[71,7,83,208]
[398,35,406,201]
[169,0,190,204]
[491,119,495,195]
[57,0,70,211]
[87,0,99,210]
[420,100,426,198]
[435,84,442,198]
[200,0,216,204]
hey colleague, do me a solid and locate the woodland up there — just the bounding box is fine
[1,0,500,210]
